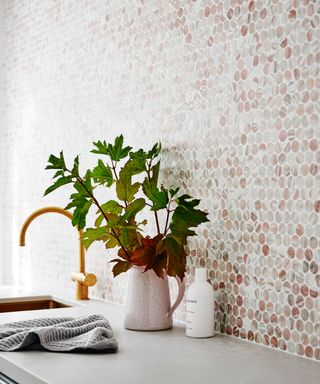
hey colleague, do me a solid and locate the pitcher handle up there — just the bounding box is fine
[166,276,186,320]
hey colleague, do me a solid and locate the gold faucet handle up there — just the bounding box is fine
[71,272,97,287]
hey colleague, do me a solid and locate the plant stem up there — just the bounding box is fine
[163,210,170,236]
[154,211,161,235]
[111,160,119,181]
[163,199,172,235]
[146,161,161,235]
[73,174,130,259]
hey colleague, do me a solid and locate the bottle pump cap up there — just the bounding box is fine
[195,268,207,282]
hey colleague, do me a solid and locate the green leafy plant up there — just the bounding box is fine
[44,135,209,280]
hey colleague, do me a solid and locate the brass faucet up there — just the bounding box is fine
[19,206,97,300]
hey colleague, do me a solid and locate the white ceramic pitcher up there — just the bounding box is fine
[124,266,185,331]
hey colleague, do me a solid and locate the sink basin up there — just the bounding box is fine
[0,296,72,313]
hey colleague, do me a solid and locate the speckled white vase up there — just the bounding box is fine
[124,266,185,331]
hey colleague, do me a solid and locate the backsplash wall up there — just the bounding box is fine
[1,0,319,360]
[0,0,5,285]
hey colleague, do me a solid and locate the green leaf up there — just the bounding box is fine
[44,154,80,196]
[45,151,67,171]
[129,148,146,161]
[83,226,119,249]
[92,135,132,161]
[142,178,168,211]
[103,212,121,229]
[169,187,180,197]
[65,170,93,198]
[71,199,93,229]
[65,170,94,229]
[116,166,140,203]
[130,142,161,163]
[108,135,132,161]
[52,170,64,179]
[95,200,123,226]
[140,159,166,211]
[92,159,113,187]
[146,142,161,159]
[95,214,104,227]
[150,161,160,185]
[101,200,123,214]
[82,227,108,249]
[122,198,146,221]
[118,227,140,249]
[71,155,80,177]
[104,234,120,249]
[169,194,209,239]
[44,175,73,196]
[124,155,146,175]
[91,140,109,156]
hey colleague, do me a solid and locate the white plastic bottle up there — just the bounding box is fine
[186,268,214,338]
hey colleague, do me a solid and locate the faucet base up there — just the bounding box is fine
[72,272,97,300]
[76,282,89,300]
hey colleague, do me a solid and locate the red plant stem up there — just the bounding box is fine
[154,211,161,235]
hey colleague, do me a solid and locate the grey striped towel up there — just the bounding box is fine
[0,314,117,352]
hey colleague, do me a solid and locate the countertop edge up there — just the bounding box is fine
[0,355,47,384]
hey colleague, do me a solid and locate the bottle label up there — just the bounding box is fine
[185,292,214,337]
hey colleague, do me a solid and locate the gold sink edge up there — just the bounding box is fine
[0,295,81,313]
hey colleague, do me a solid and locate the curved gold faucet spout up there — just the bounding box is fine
[19,207,74,246]
[19,206,97,300]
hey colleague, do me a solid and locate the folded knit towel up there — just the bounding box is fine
[0,314,118,353]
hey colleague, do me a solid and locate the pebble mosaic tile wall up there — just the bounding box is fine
[0,0,319,360]
[0,0,4,285]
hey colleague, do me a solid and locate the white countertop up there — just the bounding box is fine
[0,287,319,384]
